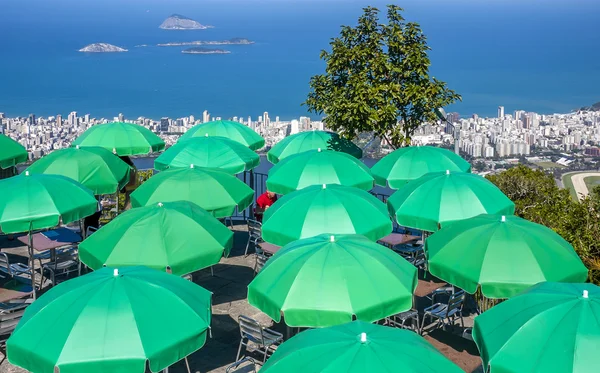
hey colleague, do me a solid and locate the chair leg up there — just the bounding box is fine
[210,266,214,276]
[185,357,191,373]
[236,339,244,362]
[262,347,268,363]
[244,240,250,257]
[420,314,428,333]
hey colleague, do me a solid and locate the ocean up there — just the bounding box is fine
[1,0,599,120]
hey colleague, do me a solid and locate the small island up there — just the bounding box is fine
[182,47,231,55]
[159,14,213,30]
[79,43,128,53]
[158,38,254,47]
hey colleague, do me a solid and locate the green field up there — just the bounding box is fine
[534,161,566,169]
[584,176,600,193]
[562,173,578,201]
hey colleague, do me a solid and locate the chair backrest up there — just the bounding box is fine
[239,315,271,346]
[0,307,27,337]
[446,290,465,315]
[0,253,12,277]
[85,226,98,238]
[255,253,269,274]
[226,357,257,373]
[247,219,262,240]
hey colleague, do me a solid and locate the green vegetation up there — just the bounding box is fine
[304,5,460,149]
[488,166,600,284]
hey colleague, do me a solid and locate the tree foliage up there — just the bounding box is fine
[304,5,461,149]
[487,165,600,283]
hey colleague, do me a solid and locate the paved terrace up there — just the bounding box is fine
[0,222,483,373]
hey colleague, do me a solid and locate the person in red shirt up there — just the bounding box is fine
[254,190,278,222]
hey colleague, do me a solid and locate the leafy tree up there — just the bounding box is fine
[304,5,461,149]
[487,165,600,283]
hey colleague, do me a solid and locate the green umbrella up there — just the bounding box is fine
[0,134,27,169]
[130,166,254,218]
[248,234,417,327]
[79,201,233,275]
[262,184,392,246]
[7,266,212,373]
[267,130,362,164]
[387,171,515,232]
[0,172,97,234]
[473,282,600,373]
[154,136,259,174]
[71,122,165,156]
[266,149,374,195]
[179,120,265,150]
[26,146,130,195]
[425,214,588,299]
[371,146,471,189]
[261,321,464,372]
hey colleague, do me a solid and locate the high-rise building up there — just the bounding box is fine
[275,116,280,124]
[498,106,505,119]
[160,118,169,132]
[203,110,210,123]
[263,111,270,127]
[189,115,195,123]
[56,114,62,127]
[472,114,479,120]
[84,114,90,123]
[447,112,460,123]
[118,113,124,122]
[68,111,78,126]
[28,114,36,126]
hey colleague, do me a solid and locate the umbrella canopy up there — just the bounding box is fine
[0,134,27,169]
[179,120,265,150]
[79,201,233,275]
[154,136,259,174]
[7,266,212,373]
[267,130,362,164]
[26,146,130,195]
[130,166,254,218]
[261,321,464,373]
[262,184,392,246]
[387,171,515,232]
[266,149,374,194]
[248,234,417,327]
[426,214,588,299]
[473,282,600,373]
[371,146,471,189]
[71,122,165,156]
[0,172,97,234]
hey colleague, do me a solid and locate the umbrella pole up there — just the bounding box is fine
[28,223,36,300]
[249,170,255,220]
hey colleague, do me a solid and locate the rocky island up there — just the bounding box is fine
[78,43,128,53]
[182,47,231,55]
[159,14,213,30]
[158,38,254,47]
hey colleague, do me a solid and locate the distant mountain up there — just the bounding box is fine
[579,102,600,111]
[79,43,128,53]
[182,47,231,55]
[159,14,213,30]
[157,38,254,47]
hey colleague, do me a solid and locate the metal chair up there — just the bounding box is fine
[385,309,421,334]
[236,315,283,363]
[254,252,269,276]
[0,253,31,279]
[41,247,80,287]
[226,357,257,373]
[0,298,32,364]
[421,290,465,332]
[245,219,263,256]
[407,250,426,270]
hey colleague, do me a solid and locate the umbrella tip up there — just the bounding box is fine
[112,148,117,154]
[190,164,194,169]
[330,235,335,242]
[76,145,80,149]
[317,148,321,152]
[205,133,209,137]
[446,169,450,175]
[113,268,119,276]
[584,290,589,298]
[158,202,163,207]
[322,184,327,189]
[501,215,506,222]
[360,332,367,343]
[25,171,29,176]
